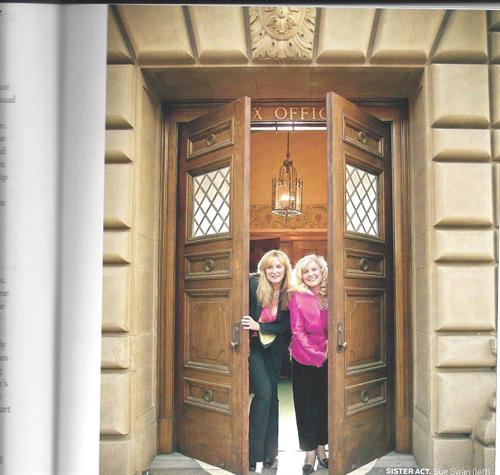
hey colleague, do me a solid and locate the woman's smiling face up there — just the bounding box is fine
[265,257,286,287]
[302,260,322,290]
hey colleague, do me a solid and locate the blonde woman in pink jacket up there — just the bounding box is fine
[288,254,329,475]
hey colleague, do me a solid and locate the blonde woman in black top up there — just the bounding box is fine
[241,250,293,472]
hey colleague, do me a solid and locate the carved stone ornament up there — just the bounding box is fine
[249,7,316,62]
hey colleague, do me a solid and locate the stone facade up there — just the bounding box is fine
[101,13,163,473]
[410,13,498,470]
[102,6,498,475]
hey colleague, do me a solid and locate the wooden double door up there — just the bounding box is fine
[174,94,395,474]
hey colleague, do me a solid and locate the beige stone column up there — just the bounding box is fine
[100,8,163,474]
[412,10,498,470]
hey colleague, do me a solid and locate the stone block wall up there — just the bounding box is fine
[100,9,163,475]
[99,5,499,474]
[410,10,498,470]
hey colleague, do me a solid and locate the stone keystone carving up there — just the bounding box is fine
[249,7,316,61]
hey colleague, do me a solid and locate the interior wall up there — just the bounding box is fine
[250,130,327,232]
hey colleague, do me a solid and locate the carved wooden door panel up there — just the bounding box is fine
[175,98,250,474]
[327,92,395,474]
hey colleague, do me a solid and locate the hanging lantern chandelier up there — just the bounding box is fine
[271,131,303,225]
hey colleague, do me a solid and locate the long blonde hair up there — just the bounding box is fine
[293,254,328,297]
[256,250,293,308]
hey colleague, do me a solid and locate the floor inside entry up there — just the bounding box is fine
[251,378,392,474]
[250,125,331,474]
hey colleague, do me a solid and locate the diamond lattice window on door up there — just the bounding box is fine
[345,164,379,237]
[191,166,231,238]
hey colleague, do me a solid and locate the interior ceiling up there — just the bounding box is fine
[144,66,423,102]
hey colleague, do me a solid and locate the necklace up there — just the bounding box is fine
[272,289,280,299]
[318,296,328,310]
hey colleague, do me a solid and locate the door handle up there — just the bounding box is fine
[229,322,240,350]
[337,322,347,351]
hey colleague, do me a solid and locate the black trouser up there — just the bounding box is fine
[291,357,328,451]
[248,337,282,464]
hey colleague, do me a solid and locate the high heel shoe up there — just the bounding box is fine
[263,457,276,468]
[302,463,315,475]
[316,455,328,469]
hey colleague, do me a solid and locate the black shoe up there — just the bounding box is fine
[317,455,328,469]
[302,464,315,474]
[249,462,256,472]
[263,457,276,468]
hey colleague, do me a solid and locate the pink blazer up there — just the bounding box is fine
[288,291,328,367]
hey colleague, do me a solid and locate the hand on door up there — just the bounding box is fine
[241,315,260,331]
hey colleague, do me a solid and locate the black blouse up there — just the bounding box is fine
[248,273,290,337]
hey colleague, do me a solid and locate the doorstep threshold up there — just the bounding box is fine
[147,451,418,475]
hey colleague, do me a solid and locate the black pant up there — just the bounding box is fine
[248,338,281,464]
[291,357,328,451]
